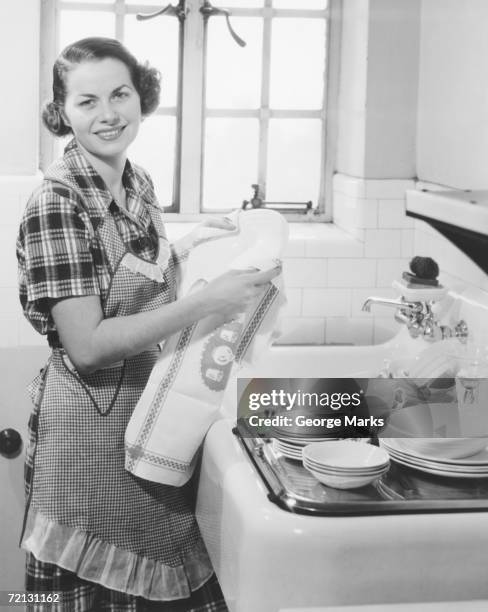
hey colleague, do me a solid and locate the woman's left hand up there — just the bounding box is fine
[189,215,237,247]
[197,216,236,231]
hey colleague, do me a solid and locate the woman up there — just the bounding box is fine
[17,37,279,611]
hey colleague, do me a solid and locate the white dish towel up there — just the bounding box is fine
[125,209,288,486]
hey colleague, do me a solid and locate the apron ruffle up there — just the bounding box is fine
[21,508,214,601]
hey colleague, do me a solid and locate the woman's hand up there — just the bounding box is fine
[200,265,282,321]
[172,216,237,256]
[198,216,236,231]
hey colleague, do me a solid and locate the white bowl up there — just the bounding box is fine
[303,463,388,489]
[397,437,488,460]
[303,440,390,470]
[303,459,388,476]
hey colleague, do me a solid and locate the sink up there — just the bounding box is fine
[197,418,488,611]
[196,329,488,611]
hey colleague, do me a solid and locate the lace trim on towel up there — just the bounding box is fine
[21,508,213,601]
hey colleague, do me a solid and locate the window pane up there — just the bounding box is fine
[206,18,263,109]
[270,18,325,109]
[266,118,321,204]
[128,116,176,208]
[126,0,171,4]
[125,15,179,107]
[219,0,264,6]
[59,11,115,51]
[203,119,259,210]
[63,0,113,3]
[273,0,328,8]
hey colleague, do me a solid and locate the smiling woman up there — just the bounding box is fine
[17,36,280,612]
[55,59,143,204]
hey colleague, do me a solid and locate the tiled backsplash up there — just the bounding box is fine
[2,173,486,348]
[276,174,487,345]
[277,174,416,345]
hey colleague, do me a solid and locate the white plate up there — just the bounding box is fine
[382,440,488,473]
[384,451,488,479]
[394,437,488,460]
[275,436,340,445]
[381,442,488,476]
[273,440,303,460]
[382,438,488,466]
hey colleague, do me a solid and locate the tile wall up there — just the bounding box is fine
[2,173,486,349]
[277,174,416,345]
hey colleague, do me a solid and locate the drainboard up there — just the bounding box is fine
[234,419,488,516]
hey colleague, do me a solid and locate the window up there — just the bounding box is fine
[41,0,339,219]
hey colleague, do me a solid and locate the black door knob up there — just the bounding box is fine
[0,428,22,458]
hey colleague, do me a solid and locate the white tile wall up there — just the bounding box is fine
[282,258,327,288]
[364,229,403,258]
[3,173,486,349]
[282,288,302,317]
[302,288,352,317]
[376,258,410,287]
[378,199,414,228]
[364,179,415,199]
[327,259,376,288]
[401,229,415,258]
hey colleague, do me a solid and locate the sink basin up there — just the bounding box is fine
[220,328,427,419]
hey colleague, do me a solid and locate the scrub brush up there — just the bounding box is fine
[402,256,440,287]
[393,256,447,301]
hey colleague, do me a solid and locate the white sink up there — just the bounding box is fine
[196,332,488,611]
[197,418,488,611]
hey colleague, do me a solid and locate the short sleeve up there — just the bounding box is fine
[17,186,101,334]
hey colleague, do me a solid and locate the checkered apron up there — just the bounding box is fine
[23,180,224,609]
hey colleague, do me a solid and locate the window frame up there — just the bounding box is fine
[39,0,342,222]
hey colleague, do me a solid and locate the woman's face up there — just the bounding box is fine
[62,58,141,164]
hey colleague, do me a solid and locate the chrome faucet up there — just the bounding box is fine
[361,296,468,342]
[361,297,422,315]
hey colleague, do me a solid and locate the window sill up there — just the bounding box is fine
[164,219,363,259]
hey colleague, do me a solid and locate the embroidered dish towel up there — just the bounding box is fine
[125,209,288,485]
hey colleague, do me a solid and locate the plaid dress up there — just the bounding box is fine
[17,140,227,612]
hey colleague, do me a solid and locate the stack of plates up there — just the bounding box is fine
[381,438,488,478]
[302,440,390,489]
[272,436,339,461]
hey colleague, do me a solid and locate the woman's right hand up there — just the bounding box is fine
[201,265,282,320]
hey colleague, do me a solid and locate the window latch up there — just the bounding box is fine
[136,0,187,23]
[242,184,313,214]
[200,0,247,47]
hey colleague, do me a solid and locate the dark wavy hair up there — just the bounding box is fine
[42,37,161,137]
